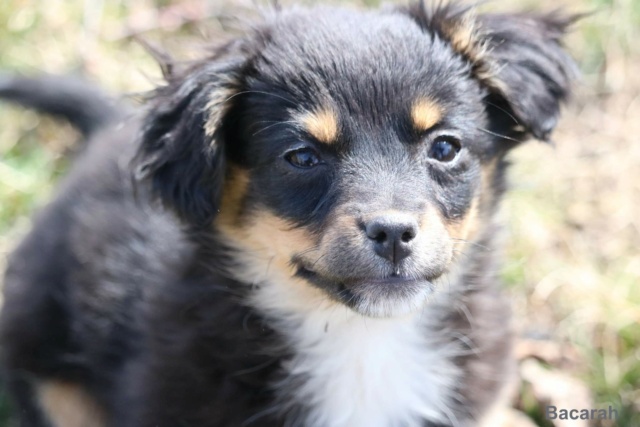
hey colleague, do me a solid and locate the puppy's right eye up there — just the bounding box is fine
[284,147,322,169]
[428,136,461,163]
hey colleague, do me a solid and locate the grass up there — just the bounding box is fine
[0,0,639,425]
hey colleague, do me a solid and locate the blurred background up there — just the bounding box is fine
[0,0,638,426]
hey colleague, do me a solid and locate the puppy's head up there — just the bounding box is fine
[135,3,577,317]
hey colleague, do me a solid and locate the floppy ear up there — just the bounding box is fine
[134,42,251,226]
[476,12,579,142]
[401,3,579,142]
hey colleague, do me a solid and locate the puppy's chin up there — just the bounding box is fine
[345,278,436,318]
[297,267,437,318]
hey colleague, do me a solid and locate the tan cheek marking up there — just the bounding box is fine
[411,99,443,132]
[215,209,327,309]
[231,211,314,261]
[217,165,250,229]
[444,196,481,243]
[416,208,455,268]
[419,207,451,241]
[298,108,339,144]
[215,167,316,277]
[420,208,440,231]
[442,160,498,244]
[38,381,105,427]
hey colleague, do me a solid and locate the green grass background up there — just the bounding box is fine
[0,0,638,425]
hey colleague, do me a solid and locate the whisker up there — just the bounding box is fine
[242,404,282,426]
[252,120,299,136]
[223,90,297,107]
[485,101,520,125]
[296,245,321,258]
[232,358,277,377]
[478,127,520,142]
[311,253,327,269]
[451,238,490,250]
[263,255,275,281]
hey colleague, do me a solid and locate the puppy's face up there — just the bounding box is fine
[137,4,576,317]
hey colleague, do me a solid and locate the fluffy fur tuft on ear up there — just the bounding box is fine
[134,41,253,226]
[401,2,580,142]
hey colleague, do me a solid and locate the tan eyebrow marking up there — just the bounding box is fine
[411,99,442,132]
[298,108,339,144]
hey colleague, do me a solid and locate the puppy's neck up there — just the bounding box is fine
[229,255,462,427]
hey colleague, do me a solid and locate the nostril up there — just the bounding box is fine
[401,231,415,243]
[365,222,389,243]
[374,231,387,243]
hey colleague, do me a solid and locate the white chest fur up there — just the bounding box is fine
[283,308,460,427]
[250,276,462,427]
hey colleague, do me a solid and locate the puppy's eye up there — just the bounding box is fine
[284,147,322,169]
[428,137,460,162]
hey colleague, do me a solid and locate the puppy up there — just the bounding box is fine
[0,2,577,427]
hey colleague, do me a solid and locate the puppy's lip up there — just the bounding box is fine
[294,262,438,316]
[295,264,433,290]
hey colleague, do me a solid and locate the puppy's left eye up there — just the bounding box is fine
[284,147,322,169]
[428,136,461,162]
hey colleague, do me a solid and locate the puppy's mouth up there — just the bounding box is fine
[294,263,437,318]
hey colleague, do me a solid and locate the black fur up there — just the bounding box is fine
[133,42,251,226]
[0,73,121,138]
[402,3,578,142]
[0,2,577,427]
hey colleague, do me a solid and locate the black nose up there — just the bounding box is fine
[364,213,418,264]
